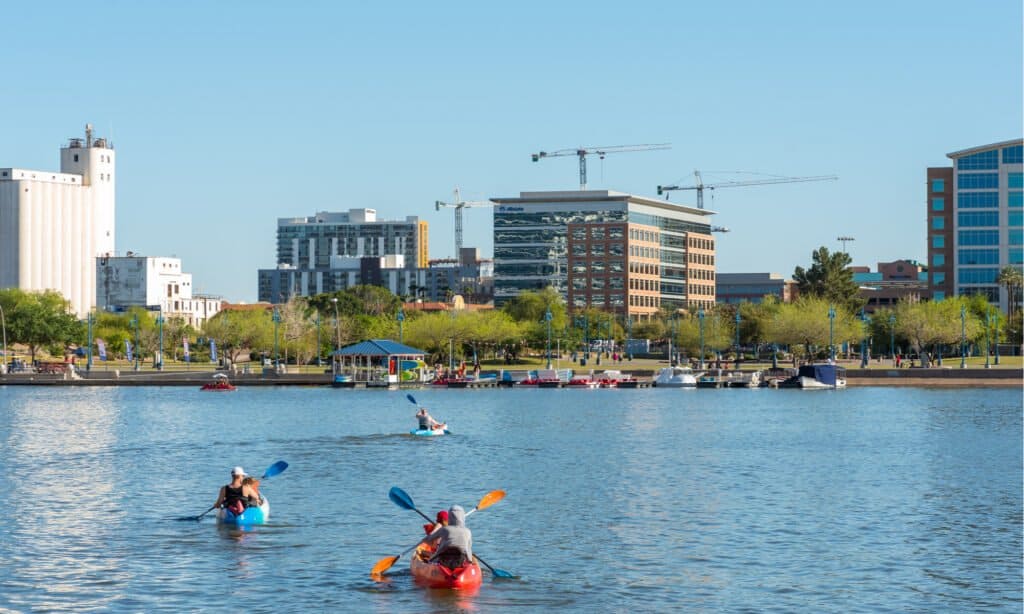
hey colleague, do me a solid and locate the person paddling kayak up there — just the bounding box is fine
[417,505,472,568]
[213,466,258,516]
[416,407,444,432]
[423,509,448,535]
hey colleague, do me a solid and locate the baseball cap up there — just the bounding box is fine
[231,466,246,476]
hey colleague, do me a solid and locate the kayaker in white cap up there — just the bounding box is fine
[213,466,258,516]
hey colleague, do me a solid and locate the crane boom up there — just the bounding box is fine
[435,187,492,257]
[532,143,671,190]
[657,171,838,209]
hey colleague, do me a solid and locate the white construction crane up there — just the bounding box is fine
[435,188,492,257]
[532,143,671,190]
[657,171,838,209]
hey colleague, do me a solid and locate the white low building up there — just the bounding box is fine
[96,255,222,327]
[0,124,116,316]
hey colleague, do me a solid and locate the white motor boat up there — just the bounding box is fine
[654,366,698,388]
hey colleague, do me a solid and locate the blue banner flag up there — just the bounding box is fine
[97,339,107,361]
[210,339,217,362]
[125,340,133,362]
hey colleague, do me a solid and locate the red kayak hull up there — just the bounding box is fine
[410,545,482,590]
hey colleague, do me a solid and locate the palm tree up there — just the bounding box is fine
[997,266,1023,317]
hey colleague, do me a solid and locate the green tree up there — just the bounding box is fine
[203,309,273,364]
[793,247,862,309]
[895,298,977,366]
[1,289,82,362]
[764,296,861,361]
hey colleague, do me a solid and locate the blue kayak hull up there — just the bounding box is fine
[217,497,269,525]
[410,428,446,437]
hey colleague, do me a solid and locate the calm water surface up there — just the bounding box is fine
[0,386,1020,612]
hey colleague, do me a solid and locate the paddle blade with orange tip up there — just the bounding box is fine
[371,555,400,576]
[476,490,505,511]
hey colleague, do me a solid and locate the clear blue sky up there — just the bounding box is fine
[2,1,1021,302]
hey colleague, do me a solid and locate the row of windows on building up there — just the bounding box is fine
[689,237,713,250]
[629,278,660,292]
[574,295,627,308]
[575,244,627,257]
[570,226,626,241]
[627,228,657,242]
[628,245,658,258]
[955,145,1024,170]
[933,247,1024,267]
[629,262,659,275]
[689,284,714,296]
[572,278,625,290]
[690,253,715,265]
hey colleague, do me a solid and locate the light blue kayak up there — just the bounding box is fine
[409,426,449,437]
[216,497,269,525]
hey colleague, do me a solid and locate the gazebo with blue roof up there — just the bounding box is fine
[331,340,427,385]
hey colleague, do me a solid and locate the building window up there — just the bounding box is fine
[1009,173,1024,189]
[1010,192,1023,208]
[960,268,999,284]
[931,179,945,192]
[932,254,945,267]
[1004,145,1024,164]
[933,272,945,285]
[1011,229,1023,246]
[957,150,999,170]
[1009,211,1023,227]
[931,217,944,230]
[957,173,999,190]
[959,249,999,265]
[931,198,944,211]
[1010,248,1024,265]
[957,211,999,227]
[958,192,999,208]
[958,230,999,245]
[932,235,945,248]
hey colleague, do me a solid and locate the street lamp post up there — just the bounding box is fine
[889,313,897,367]
[544,309,553,369]
[131,314,140,371]
[331,297,340,375]
[669,313,677,365]
[994,312,1000,365]
[315,310,321,366]
[625,315,632,360]
[1,303,8,374]
[828,305,836,363]
[583,314,590,360]
[156,312,165,370]
[698,308,705,369]
[86,311,94,372]
[984,308,991,369]
[960,305,966,369]
[397,308,405,344]
[859,308,869,368]
[734,310,741,364]
[272,307,281,369]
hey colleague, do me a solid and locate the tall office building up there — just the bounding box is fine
[0,124,116,316]
[928,139,1023,310]
[490,190,717,317]
[257,208,428,302]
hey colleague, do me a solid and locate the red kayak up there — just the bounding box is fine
[410,544,482,590]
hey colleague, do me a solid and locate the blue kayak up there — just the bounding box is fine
[217,497,269,525]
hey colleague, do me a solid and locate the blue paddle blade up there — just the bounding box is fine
[261,460,288,479]
[444,429,452,435]
[388,486,416,510]
[492,568,516,579]
[406,393,418,406]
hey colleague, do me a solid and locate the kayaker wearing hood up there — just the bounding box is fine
[419,505,472,568]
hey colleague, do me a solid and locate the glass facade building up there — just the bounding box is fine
[490,191,716,316]
[945,139,1024,309]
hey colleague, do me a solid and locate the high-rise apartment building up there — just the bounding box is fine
[928,139,1023,310]
[0,124,116,316]
[490,190,717,317]
[257,208,428,302]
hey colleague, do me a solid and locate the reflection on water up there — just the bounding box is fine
[0,386,1020,612]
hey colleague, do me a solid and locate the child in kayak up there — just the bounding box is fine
[418,505,472,568]
[242,476,263,507]
[423,509,448,535]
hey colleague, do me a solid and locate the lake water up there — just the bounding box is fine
[0,385,1020,612]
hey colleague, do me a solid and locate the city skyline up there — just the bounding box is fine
[1,1,1021,303]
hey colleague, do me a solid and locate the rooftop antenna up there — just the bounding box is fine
[85,123,93,147]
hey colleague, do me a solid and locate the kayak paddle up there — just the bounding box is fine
[176,460,288,521]
[383,487,514,578]
[406,394,452,434]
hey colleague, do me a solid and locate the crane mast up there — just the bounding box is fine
[657,171,838,209]
[532,143,671,190]
[435,188,492,259]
